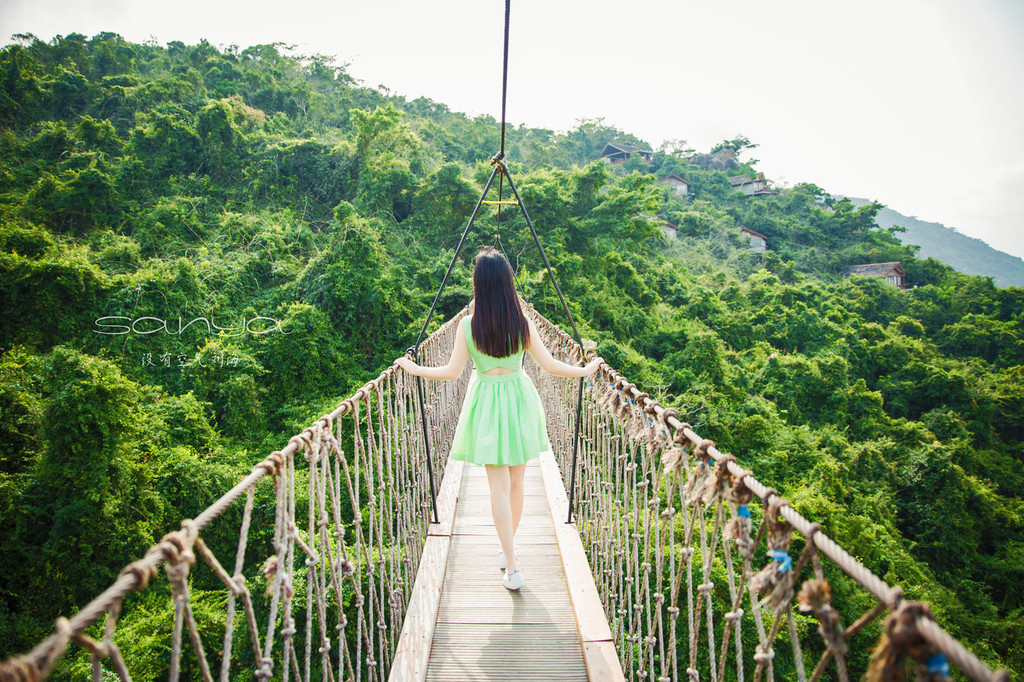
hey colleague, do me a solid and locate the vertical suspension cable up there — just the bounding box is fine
[499,0,511,159]
[494,173,504,246]
[495,0,509,245]
[408,0,590,525]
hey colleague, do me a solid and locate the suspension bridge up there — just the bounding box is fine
[0,303,1009,681]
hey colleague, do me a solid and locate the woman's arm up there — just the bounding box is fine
[395,318,470,380]
[525,317,603,378]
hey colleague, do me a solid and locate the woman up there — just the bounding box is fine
[396,249,602,590]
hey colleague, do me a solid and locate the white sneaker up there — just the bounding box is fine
[503,568,525,591]
[498,546,519,571]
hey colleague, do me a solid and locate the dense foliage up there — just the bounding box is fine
[0,33,1022,677]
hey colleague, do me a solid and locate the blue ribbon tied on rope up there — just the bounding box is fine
[926,653,950,676]
[767,549,792,573]
[737,505,751,518]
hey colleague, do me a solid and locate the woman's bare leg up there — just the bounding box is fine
[485,464,517,572]
[509,463,526,536]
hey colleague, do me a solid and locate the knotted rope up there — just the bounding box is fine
[0,306,1007,682]
[1,309,471,682]
[524,302,1006,682]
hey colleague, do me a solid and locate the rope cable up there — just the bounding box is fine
[495,172,504,246]
[499,0,511,159]
[407,0,589,523]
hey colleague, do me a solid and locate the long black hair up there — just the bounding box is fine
[471,248,530,358]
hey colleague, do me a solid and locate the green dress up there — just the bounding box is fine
[449,316,551,466]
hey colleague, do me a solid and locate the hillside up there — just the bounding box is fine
[0,33,1022,678]
[847,197,1024,287]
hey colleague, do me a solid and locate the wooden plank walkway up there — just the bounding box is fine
[391,453,623,682]
[427,460,585,680]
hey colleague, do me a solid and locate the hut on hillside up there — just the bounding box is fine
[728,172,773,196]
[659,174,691,196]
[739,226,768,254]
[658,221,679,240]
[841,262,907,288]
[600,143,654,165]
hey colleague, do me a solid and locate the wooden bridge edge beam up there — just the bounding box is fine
[538,450,626,682]
[428,457,464,539]
[390,456,465,682]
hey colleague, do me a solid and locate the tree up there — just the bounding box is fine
[410,162,479,248]
[0,347,165,646]
[299,209,413,367]
[349,105,423,218]
[196,98,249,182]
[711,135,758,158]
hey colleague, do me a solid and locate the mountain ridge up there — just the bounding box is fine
[845,197,1024,287]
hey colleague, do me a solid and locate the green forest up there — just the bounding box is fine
[0,33,1022,677]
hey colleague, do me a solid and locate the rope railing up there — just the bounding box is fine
[523,303,1008,682]
[1,305,1011,681]
[0,310,472,682]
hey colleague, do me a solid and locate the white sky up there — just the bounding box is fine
[3,0,1023,259]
